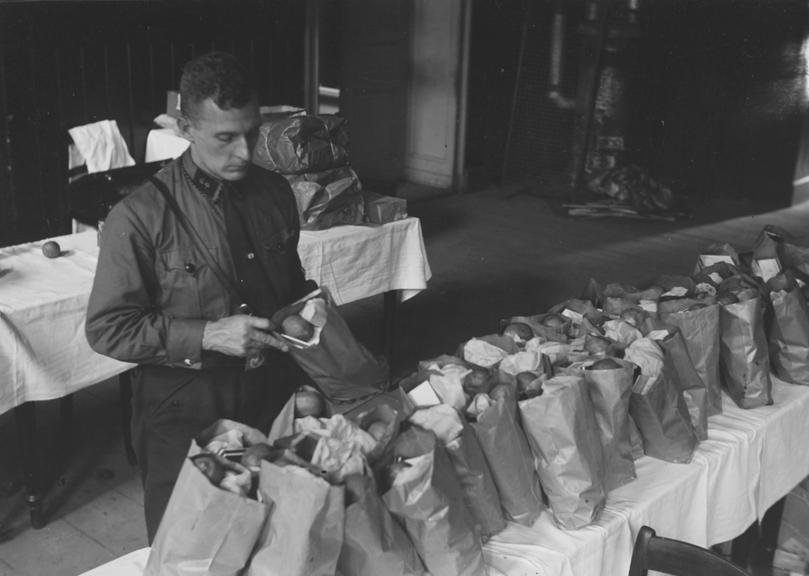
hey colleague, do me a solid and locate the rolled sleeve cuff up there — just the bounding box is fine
[166,318,206,368]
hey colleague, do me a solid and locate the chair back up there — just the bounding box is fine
[628,526,751,576]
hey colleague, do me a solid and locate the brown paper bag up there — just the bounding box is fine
[470,385,545,526]
[272,288,387,409]
[337,474,425,576]
[583,359,637,490]
[627,338,698,464]
[246,460,345,576]
[657,328,709,441]
[661,303,723,416]
[768,273,809,384]
[445,424,506,540]
[519,375,607,529]
[382,427,486,576]
[145,442,268,576]
[719,296,773,409]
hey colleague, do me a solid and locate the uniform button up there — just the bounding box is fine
[184,263,196,273]
[246,252,255,260]
[276,243,285,251]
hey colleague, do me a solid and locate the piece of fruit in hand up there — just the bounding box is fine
[282,313,315,341]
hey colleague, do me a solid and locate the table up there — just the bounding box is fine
[0,218,431,526]
[79,379,809,576]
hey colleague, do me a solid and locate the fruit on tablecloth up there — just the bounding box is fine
[42,241,61,259]
[282,313,315,340]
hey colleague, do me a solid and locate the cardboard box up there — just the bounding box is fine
[166,90,181,119]
[364,192,407,225]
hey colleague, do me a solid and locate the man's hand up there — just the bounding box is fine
[202,314,289,356]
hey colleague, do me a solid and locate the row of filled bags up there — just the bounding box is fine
[145,224,809,575]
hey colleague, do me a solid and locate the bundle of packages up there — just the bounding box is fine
[271,287,388,411]
[285,166,365,231]
[518,374,608,528]
[379,425,486,576]
[625,337,699,463]
[767,270,809,384]
[145,420,272,576]
[251,113,365,230]
[253,114,350,175]
[716,272,773,408]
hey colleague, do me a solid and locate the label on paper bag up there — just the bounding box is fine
[407,380,442,407]
[754,258,781,282]
[699,254,735,268]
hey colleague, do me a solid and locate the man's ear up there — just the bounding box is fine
[177,116,194,142]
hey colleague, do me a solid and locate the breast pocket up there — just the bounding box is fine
[157,249,203,318]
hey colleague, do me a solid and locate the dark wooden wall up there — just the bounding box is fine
[0,0,305,246]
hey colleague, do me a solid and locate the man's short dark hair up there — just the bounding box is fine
[180,51,255,120]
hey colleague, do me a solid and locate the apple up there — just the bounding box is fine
[294,386,325,418]
[282,313,315,340]
[503,321,533,341]
[463,368,493,395]
[42,240,61,259]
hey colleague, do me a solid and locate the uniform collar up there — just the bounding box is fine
[180,150,237,205]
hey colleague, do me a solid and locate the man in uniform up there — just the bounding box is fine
[86,51,311,541]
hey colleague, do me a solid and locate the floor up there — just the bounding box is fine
[1,181,808,575]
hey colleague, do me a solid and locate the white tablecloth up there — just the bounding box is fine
[144,128,189,162]
[0,232,133,412]
[79,379,809,576]
[0,218,431,415]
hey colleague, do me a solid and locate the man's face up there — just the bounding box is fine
[181,96,261,182]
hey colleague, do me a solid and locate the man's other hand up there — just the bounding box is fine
[202,314,289,356]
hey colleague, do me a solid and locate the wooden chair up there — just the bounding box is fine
[628,526,752,576]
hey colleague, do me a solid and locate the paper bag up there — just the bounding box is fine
[583,359,637,490]
[337,474,425,576]
[769,274,809,385]
[246,460,345,576]
[382,427,486,576]
[470,385,545,526]
[445,424,506,540]
[719,296,773,409]
[656,328,709,441]
[519,375,607,529]
[661,303,722,416]
[273,288,387,409]
[145,442,267,576]
[627,339,698,463]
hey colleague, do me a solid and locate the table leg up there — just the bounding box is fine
[119,370,137,466]
[59,395,73,472]
[13,402,44,529]
[383,290,398,369]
